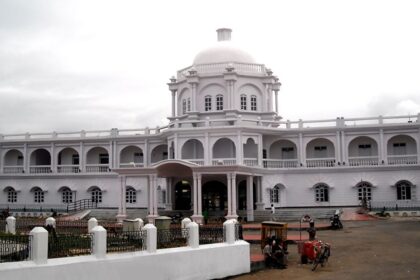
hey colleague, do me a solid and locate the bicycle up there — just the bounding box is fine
[312,241,331,271]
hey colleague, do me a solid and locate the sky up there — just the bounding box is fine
[0,0,420,134]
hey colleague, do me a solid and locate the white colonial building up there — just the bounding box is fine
[0,28,419,223]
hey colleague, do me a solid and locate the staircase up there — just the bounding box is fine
[241,208,337,222]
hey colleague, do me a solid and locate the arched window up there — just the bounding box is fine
[7,187,17,203]
[357,182,372,201]
[314,184,329,202]
[90,187,102,203]
[270,185,280,203]
[187,98,191,112]
[240,94,247,110]
[182,99,187,114]
[216,95,223,111]
[205,95,212,111]
[251,95,257,111]
[396,181,412,200]
[126,186,137,204]
[33,187,44,203]
[61,187,73,204]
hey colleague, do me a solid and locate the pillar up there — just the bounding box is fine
[228,173,238,219]
[187,222,199,248]
[341,131,347,165]
[50,143,56,172]
[147,174,159,223]
[379,129,386,164]
[166,177,173,210]
[30,227,48,264]
[255,177,264,210]
[91,226,107,258]
[192,173,203,224]
[227,173,232,216]
[143,224,157,253]
[171,90,176,117]
[197,174,202,216]
[299,133,305,167]
[6,216,16,234]
[88,217,98,233]
[274,90,279,114]
[246,176,254,222]
[336,131,341,164]
[79,142,84,172]
[116,175,127,223]
[223,219,236,244]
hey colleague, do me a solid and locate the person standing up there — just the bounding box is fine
[271,204,275,221]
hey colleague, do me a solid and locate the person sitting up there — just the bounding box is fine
[272,239,287,269]
[307,220,317,241]
[263,238,274,268]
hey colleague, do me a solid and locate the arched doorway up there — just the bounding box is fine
[174,180,191,210]
[238,180,257,210]
[202,181,227,212]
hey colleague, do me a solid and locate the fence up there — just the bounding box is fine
[369,200,420,211]
[199,226,224,245]
[0,234,31,263]
[157,228,189,249]
[48,233,92,258]
[107,230,147,253]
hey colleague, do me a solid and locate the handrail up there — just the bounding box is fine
[66,198,98,212]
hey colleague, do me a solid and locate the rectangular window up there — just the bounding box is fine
[187,98,191,112]
[99,154,109,164]
[182,99,187,114]
[134,152,143,163]
[281,147,295,159]
[17,155,23,165]
[205,96,212,111]
[8,190,17,203]
[240,95,247,110]
[251,96,257,111]
[358,144,372,156]
[216,95,223,111]
[72,154,79,165]
[314,146,327,157]
[34,191,44,203]
[393,142,407,155]
[397,186,411,200]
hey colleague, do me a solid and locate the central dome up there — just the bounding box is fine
[193,28,256,65]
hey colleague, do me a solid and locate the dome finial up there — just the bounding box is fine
[216,28,232,42]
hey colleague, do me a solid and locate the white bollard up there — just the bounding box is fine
[45,217,56,228]
[187,222,199,249]
[181,218,191,238]
[143,223,157,253]
[6,216,16,235]
[30,227,49,264]
[223,219,236,244]
[91,226,107,258]
[88,217,98,233]
[134,218,144,231]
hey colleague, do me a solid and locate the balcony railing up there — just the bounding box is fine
[3,166,24,174]
[263,159,299,168]
[243,158,258,166]
[182,159,205,166]
[348,156,379,166]
[387,154,418,165]
[212,158,236,166]
[306,158,335,168]
[57,165,80,173]
[119,163,145,168]
[85,164,111,173]
[29,165,52,174]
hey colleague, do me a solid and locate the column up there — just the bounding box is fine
[171,90,176,117]
[23,143,28,173]
[246,175,254,222]
[50,143,56,172]
[144,140,149,167]
[192,174,198,216]
[267,85,273,111]
[257,134,263,167]
[153,176,158,217]
[0,147,3,174]
[236,131,242,165]
[147,175,159,223]
[197,174,202,216]
[116,175,127,223]
[341,131,347,165]
[255,177,264,210]
[190,82,197,111]
[231,173,238,218]
[274,90,279,114]
[174,133,178,159]
[417,128,420,163]
[79,142,84,172]
[379,129,385,164]
[227,173,232,217]
[204,132,210,165]
[299,133,305,167]
[166,178,172,210]
[335,131,341,164]
[109,141,113,169]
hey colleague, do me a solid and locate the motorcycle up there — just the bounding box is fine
[330,210,343,230]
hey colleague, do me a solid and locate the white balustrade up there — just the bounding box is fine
[85,164,110,173]
[387,154,418,165]
[3,166,24,174]
[119,163,145,168]
[306,158,335,168]
[212,158,237,166]
[348,156,379,166]
[243,158,258,166]
[183,159,205,166]
[263,159,299,168]
[29,165,52,174]
[57,165,80,173]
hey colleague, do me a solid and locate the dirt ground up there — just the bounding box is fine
[232,218,420,280]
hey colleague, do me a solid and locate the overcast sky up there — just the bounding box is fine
[1,0,419,134]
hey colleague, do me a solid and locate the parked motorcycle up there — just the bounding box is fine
[330,210,343,230]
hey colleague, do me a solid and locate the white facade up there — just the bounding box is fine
[0,28,419,222]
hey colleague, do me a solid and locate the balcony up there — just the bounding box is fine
[387,154,418,165]
[263,159,299,168]
[119,163,145,168]
[348,156,379,167]
[182,159,205,166]
[243,158,258,167]
[212,158,236,166]
[3,166,24,174]
[29,165,52,174]
[306,158,335,168]
[57,165,80,173]
[85,164,110,173]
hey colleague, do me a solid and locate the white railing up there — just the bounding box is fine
[183,159,205,166]
[212,158,237,166]
[119,163,145,168]
[85,164,111,173]
[3,166,24,174]
[306,158,335,168]
[29,165,52,174]
[57,165,80,173]
[387,154,418,165]
[348,156,379,166]
[263,159,299,168]
[243,158,258,166]
[177,62,267,79]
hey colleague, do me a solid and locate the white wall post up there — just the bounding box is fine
[6,216,16,234]
[133,218,144,230]
[143,223,157,253]
[88,217,98,233]
[187,222,199,249]
[45,217,56,228]
[223,219,235,245]
[91,226,107,258]
[30,227,48,264]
